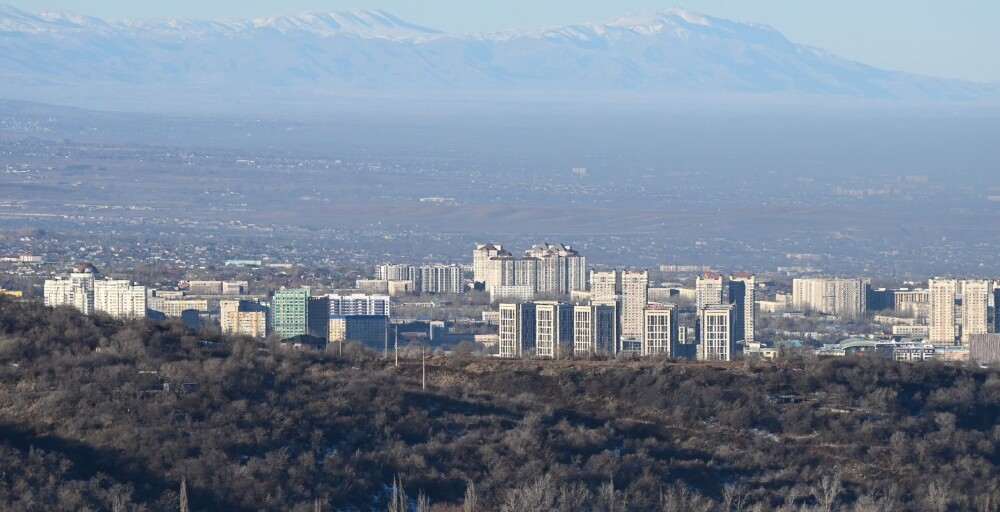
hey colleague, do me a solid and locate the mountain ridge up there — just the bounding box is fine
[0,4,996,105]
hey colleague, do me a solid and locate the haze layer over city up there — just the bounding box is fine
[2,2,1000,512]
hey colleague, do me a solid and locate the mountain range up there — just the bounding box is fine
[0,5,996,106]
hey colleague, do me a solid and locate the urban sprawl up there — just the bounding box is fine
[21,242,1000,366]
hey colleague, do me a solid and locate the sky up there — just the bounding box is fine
[7,0,1000,83]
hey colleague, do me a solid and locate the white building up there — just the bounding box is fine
[534,301,571,359]
[620,271,649,344]
[94,279,147,319]
[488,256,538,302]
[961,280,989,344]
[43,266,97,315]
[643,304,678,357]
[328,293,391,317]
[928,279,959,345]
[696,272,725,311]
[573,303,618,357]
[699,304,736,361]
[498,303,535,359]
[418,265,463,294]
[589,270,620,302]
[792,278,869,318]
[524,243,587,296]
[473,244,505,287]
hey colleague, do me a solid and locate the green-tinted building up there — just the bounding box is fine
[272,288,310,340]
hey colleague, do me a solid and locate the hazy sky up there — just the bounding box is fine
[9,0,999,82]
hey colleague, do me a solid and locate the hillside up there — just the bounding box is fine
[0,299,998,511]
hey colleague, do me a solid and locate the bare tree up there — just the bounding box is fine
[416,491,430,512]
[463,480,478,512]
[179,477,190,512]
[723,484,750,512]
[924,481,951,512]
[388,476,409,512]
[813,471,842,512]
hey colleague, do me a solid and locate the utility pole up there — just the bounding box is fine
[421,345,427,390]
[394,325,399,368]
[383,324,388,360]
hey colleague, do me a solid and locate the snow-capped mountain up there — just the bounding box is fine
[0,5,994,103]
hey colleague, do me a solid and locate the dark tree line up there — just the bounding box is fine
[0,298,998,511]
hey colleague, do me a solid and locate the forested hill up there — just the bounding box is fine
[0,298,998,511]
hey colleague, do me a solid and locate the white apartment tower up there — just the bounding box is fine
[534,301,571,359]
[43,265,97,315]
[928,279,959,345]
[643,304,678,357]
[524,243,587,296]
[93,279,147,319]
[473,244,505,287]
[590,270,620,303]
[961,280,990,344]
[620,271,649,343]
[328,293,391,317]
[699,304,736,361]
[792,278,868,318]
[498,303,535,358]
[696,272,726,311]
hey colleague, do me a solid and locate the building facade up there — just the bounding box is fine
[696,272,725,311]
[220,299,268,338]
[93,279,147,319]
[928,279,959,345]
[590,270,620,303]
[699,304,736,361]
[534,301,573,359]
[524,243,587,296]
[497,303,536,358]
[272,288,311,340]
[328,293,391,317]
[961,280,990,344]
[643,304,678,357]
[792,278,869,318]
[473,244,505,287]
[418,265,463,294]
[620,271,649,345]
[728,273,756,343]
[43,267,97,315]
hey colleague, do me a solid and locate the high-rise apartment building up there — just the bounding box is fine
[792,278,869,318]
[620,271,649,347]
[272,288,310,340]
[186,280,248,295]
[534,301,573,359]
[43,265,97,315]
[699,304,736,361]
[961,280,990,344]
[220,299,268,338]
[418,265,463,294]
[696,272,726,311]
[928,279,959,345]
[894,289,930,318]
[590,270,620,302]
[643,304,678,357]
[728,273,756,343]
[93,279,147,319]
[488,256,538,302]
[328,293,391,317]
[308,296,331,340]
[572,303,619,356]
[377,264,418,282]
[498,303,536,358]
[524,243,587,296]
[473,244,505,287]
